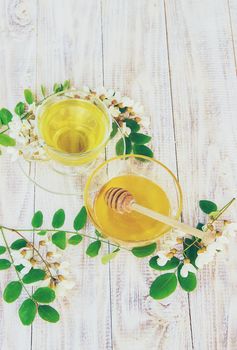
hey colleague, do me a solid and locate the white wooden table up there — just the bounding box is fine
[0,1,237,349]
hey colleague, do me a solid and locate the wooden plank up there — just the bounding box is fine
[228,0,237,72]
[32,1,112,350]
[164,1,237,349]
[102,1,193,349]
[0,0,37,348]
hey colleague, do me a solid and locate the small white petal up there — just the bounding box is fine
[121,96,134,107]
[113,92,121,101]
[180,265,189,278]
[109,106,120,118]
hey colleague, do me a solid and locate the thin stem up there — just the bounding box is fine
[182,198,236,254]
[0,227,32,298]
[4,228,54,279]
[183,237,200,253]
[209,198,236,224]
[1,226,128,251]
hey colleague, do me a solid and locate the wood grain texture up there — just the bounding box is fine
[228,0,237,72]
[102,1,192,349]
[0,0,37,349]
[164,0,237,349]
[0,0,236,349]
[32,1,112,350]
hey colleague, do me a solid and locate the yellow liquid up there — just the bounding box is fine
[39,99,109,165]
[94,175,171,243]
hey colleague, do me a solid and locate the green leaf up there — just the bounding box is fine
[199,200,218,214]
[63,80,71,90]
[133,144,153,158]
[86,240,101,257]
[3,281,22,303]
[0,134,16,147]
[33,287,56,304]
[41,85,47,97]
[183,238,199,267]
[119,106,127,113]
[32,211,43,228]
[53,83,64,93]
[150,273,177,300]
[68,234,83,245]
[0,259,11,270]
[116,137,132,155]
[177,265,197,292]
[15,264,24,272]
[73,206,87,230]
[37,230,47,236]
[196,222,204,231]
[208,211,220,220]
[52,209,65,228]
[149,256,180,270]
[131,243,157,258]
[10,239,27,250]
[19,299,37,326]
[38,305,60,323]
[24,89,34,105]
[0,246,6,255]
[116,137,124,155]
[52,231,66,250]
[125,118,140,132]
[110,121,118,139]
[14,102,25,116]
[0,108,13,125]
[101,248,120,264]
[129,132,151,145]
[95,229,103,238]
[22,268,46,284]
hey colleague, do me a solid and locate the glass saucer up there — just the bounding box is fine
[18,122,125,196]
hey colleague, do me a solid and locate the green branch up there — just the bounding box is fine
[0,227,32,299]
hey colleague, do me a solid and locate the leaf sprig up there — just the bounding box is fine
[148,198,235,299]
[113,117,154,158]
[0,80,71,150]
[0,196,235,325]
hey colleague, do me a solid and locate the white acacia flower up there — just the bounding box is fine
[43,240,63,262]
[11,248,38,276]
[113,91,121,101]
[156,251,170,266]
[207,237,228,253]
[109,105,120,118]
[121,96,134,107]
[6,147,19,162]
[8,116,22,133]
[40,261,75,297]
[195,251,214,269]
[222,223,237,238]
[56,279,75,297]
[95,87,114,99]
[132,102,144,115]
[180,263,196,278]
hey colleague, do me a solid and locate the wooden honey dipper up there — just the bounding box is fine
[105,187,215,244]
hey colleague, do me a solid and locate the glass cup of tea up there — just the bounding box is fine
[84,154,183,247]
[36,89,112,174]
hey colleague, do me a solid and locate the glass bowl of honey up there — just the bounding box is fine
[36,89,112,174]
[84,154,183,247]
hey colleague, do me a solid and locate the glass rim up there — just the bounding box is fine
[84,154,183,242]
[35,89,113,158]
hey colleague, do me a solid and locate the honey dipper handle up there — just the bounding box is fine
[132,203,214,244]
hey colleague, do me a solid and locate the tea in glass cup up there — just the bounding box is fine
[36,90,112,170]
